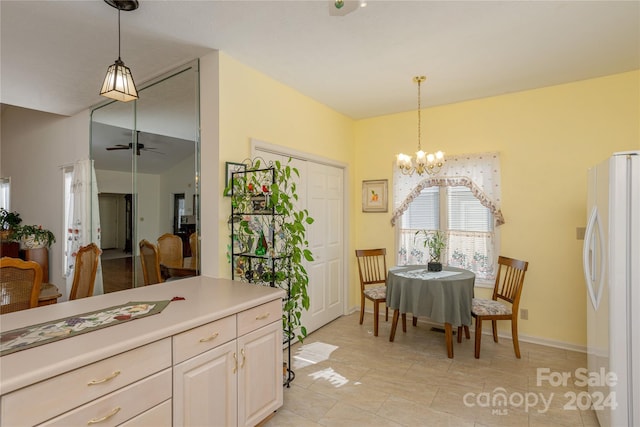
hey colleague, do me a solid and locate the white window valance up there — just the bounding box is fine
[391,152,504,226]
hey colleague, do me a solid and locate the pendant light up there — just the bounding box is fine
[100,0,139,102]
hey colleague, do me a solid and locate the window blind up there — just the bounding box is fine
[447,186,493,232]
[401,187,439,230]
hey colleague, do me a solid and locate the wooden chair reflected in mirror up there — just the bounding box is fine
[355,248,389,337]
[1,257,42,314]
[139,239,163,286]
[69,243,102,300]
[157,233,183,268]
[189,232,198,270]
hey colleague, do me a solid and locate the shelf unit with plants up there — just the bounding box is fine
[227,158,314,387]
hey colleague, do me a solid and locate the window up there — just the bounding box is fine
[0,177,10,210]
[398,185,498,282]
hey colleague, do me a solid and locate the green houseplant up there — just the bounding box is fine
[14,224,56,249]
[227,157,314,343]
[415,229,446,272]
[0,208,22,241]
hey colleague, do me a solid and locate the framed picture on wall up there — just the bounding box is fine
[224,162,246,196]
[362,179,388,212]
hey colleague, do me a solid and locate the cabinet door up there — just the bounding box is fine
[173,340,237,427]
[237,321,283,427]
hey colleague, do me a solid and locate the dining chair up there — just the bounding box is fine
[157,233,183,268]
[0,257,43,314]
[355,248,389,337]
[469,256,529,358]
[139,239,163,285]
[69,243,102,300]
[189,232,198,270]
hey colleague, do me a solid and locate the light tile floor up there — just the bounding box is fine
[265,313,600,427]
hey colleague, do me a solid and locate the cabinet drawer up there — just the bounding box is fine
[1,339,171,426]
[173,315,236,364]
[120,400,172,427]
[237,299,282,337]
[39,369,172,426]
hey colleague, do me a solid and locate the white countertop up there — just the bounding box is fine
[0,276,285,394]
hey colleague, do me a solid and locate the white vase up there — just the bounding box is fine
[20,235,45,250]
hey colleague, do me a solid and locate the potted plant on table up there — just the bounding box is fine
[13,224,56,249]
[415,229,447,272]
[0,208,22,242]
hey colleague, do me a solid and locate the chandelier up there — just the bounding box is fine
[396,76,444,176]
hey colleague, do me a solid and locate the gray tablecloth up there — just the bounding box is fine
[386,266,475,326]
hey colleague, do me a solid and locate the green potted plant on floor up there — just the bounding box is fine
[14,224,56,249]
[227,157,314,343]
[415,229,446,272]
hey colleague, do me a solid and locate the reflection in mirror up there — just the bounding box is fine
[91,61,200,293]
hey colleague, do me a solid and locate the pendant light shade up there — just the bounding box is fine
[100,0,139,102]
[100,58,138,101]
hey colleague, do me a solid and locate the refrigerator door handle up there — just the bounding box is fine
[583,206,605,310]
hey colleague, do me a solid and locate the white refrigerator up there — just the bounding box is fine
[583,151,639,427]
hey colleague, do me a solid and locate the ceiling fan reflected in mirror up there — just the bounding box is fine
[105,132,164,156]
[105,142,163,156]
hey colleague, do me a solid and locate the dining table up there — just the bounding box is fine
[386,265,475,358]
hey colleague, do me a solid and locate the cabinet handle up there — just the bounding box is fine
[240,348,246,368]
[233,352,238,373]
[199,332,219,343]
[255,312,270,320]
[87,407,121,425]
[87,370,121,386]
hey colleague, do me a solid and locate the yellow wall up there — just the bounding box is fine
[214,53,355,276]
[354,71,639,346]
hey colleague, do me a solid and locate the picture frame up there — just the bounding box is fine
[224,162,246,196]
[362,179,388,212]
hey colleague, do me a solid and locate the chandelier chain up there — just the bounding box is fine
[417,78,421,152]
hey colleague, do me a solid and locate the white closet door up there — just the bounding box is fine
[254,149,344,335]
[303,162,344,334]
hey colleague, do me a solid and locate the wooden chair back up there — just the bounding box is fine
[355,248,387,291]
[1,257,42,313]
[493,256,529,307]
[157,233,183,268]
[189,232,198,270]
[139,239,163,285]
[69,243,102,300]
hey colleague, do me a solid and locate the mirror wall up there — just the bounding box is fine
[90,60,200,292]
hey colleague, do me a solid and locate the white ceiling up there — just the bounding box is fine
[1,0,638,121]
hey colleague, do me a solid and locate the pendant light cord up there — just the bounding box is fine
[117,8,122,60]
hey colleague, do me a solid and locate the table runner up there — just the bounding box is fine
[0,300,171,356]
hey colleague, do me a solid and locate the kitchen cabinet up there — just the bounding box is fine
[0,276,285,426]
[173,300,283,426]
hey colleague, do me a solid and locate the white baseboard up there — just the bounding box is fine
[353,306,587,354]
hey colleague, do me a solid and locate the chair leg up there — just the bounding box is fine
[457,326,462,343]
[464,325,470,339]
[474,317,483,359]
[492,320,499,343]
[401,313,407,332]
[511,318,521,358]
[412,316,418,327]
[385,306,389,322]
[373,302,380,336]
[359,295,365,325]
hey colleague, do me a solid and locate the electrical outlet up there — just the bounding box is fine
[520,309,528,320]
